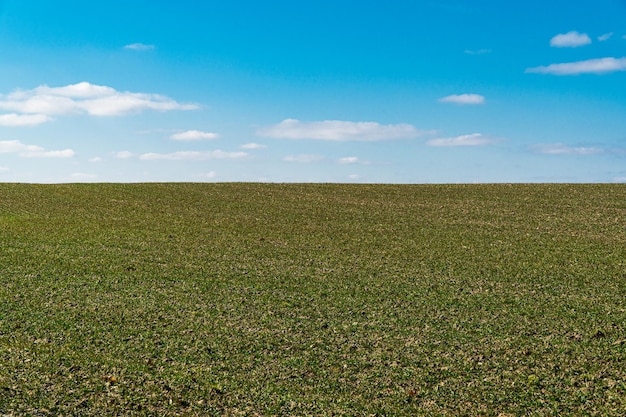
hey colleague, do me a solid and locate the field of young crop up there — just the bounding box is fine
[0,183,625,416]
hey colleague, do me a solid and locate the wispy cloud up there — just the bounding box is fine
[438,94,485,105]
[550,31,591,47]
[598,32,614,41]
[464,49,491,55]
[283,154,324,163]
[0,82,198,119]
[0,140,74,158]
[337,156,371,165]
[530,143,603,155]
[258,119,423,141]
[124,43,155,51]
[240,142,267,150]
[526,57,626,75]
[170,130,218,141]
[71,173,98,180]
[114,151,134,159]
[138,150,248,160]
[0,113,52,126]
[0,166,9,173]
[427,133,495,147]
[337,156,360,164]
[194,171,218,180]
[21,149,75,158]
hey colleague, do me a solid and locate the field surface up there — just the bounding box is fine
[0,183,625,416]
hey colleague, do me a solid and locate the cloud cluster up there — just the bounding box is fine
[550,31,591,48]
[438,94,485,105]
[0,140,74,158]
[258,119,423,141]
[0,82,198,124]
[526,57,626,75]
[530,30,626,76]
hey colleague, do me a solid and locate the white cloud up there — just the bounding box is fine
[124,43,155,51]
[33,83,117,99]
[427,133,495,147]
[526,57,626,75]
[613,176,626,183]
[170,130,218,141]
[530,143,603,155]
[438,94,485,105]
[283,154,324,163]
[258,119,423,141]
[0,82,198,118]
[337,156,360,164]
[0,140,41,153]
[0,113,52,126]
[0,166,9,173]
[114,151,134,159]
[240,142,267,149]
[138,150,248,160]
[88,157,102,162]
[0,140,74,158]
[21,149,75,158]
[550,31,592,47]
[598,32,614,41]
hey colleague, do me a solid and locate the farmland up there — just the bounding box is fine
[0,183,625,415]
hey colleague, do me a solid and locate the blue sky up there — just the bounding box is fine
[0,0,625,183]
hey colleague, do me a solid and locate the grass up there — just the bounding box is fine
[0,183,625,416]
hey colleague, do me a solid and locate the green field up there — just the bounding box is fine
[0,183,625,416]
